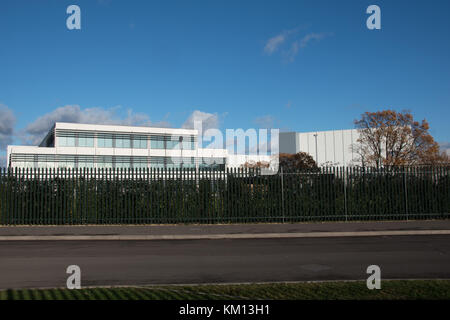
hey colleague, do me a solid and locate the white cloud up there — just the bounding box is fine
[264,34,287,55]
[182,110,220,132]
[265,28,332,63]
[21,105,171,145]
[299,32,331,49]
[284,41,300,62]
[182,110,228,149]
[0,155,6,167]
[263,27,301,55]
[440,141,450,156]
[254,115,280,129]
[0,104,16,150]
[284,32,331,62]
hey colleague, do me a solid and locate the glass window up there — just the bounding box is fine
[133,162,147,169]
[78,136,94,147]
[151,138,165,149]
[58,136,66,147]
[182,140,195,150]
[78,137,85,147]
[133,138,147,149]
[66,137,75,147]
[58,136,75,147]
[167,140,180,149]
[98,137,113,148]
[97,156,113,169]
[116,137,131,148]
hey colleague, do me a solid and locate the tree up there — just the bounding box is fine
[354,110,447,167]
[350,142,371,167]
[241,160,270,169]
[279,152,318,171]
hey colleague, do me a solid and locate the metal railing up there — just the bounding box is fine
[0,166,448,225]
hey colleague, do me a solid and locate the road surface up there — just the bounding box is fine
[1,235,449,289]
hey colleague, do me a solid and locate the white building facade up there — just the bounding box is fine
[7,122,228,170]
[279,129,361,167]
[7,122,274,170]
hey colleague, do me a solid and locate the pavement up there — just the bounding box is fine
[0,220,449,240]
[1,235,449,289]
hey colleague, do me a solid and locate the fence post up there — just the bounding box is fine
[343,166,348,222]
[404,167,408,221]
[280,166,285,223]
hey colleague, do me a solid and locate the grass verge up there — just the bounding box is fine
[1,280,450,300]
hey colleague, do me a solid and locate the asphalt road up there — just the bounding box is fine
[1,235,450,289]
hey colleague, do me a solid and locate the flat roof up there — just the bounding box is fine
[54,122,198,135]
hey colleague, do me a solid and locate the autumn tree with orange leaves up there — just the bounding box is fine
[354,110,448,167]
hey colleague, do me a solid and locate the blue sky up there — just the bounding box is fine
[1,0,450,159]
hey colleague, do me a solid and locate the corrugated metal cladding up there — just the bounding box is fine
[280,129,361,166]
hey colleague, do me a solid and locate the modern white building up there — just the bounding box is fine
[7,123,364,170]
[7,122,228,170]
[280,129,361,167]
[6,122,274,170]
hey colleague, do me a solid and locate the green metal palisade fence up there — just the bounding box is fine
[0,166,448,225]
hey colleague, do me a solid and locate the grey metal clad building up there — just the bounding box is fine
[280,129,361,167]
